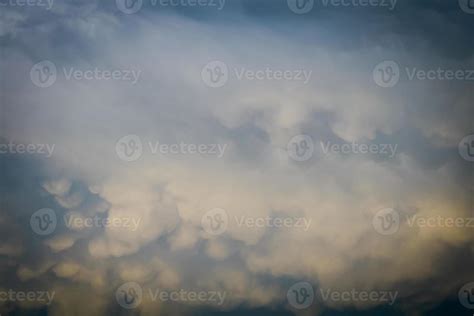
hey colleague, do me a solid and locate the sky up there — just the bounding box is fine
[1,0,474,315]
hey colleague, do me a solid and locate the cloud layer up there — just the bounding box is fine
[1,1,473,315]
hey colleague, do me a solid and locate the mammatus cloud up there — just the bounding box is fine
[1,0,473,315]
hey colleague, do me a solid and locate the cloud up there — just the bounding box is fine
[1,1,473,315]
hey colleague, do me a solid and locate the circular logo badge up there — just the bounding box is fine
[115,135,143,162]
[116,281,143,309]
[458,134,474,162]
[287,135,314,162]
[287,0,314,14]
[30,60,57,88]
[372,208,400,235]
[373,60,400,88]
[287,281,314,309]
[116,0,143,14]
[201,61,229,88]
[201,208,228,235]
[459,282,474,309]
[30,208,57,236]
[459,0,474,14]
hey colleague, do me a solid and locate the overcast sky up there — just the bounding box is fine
[1,0,474,315]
